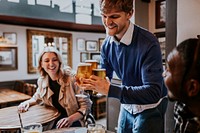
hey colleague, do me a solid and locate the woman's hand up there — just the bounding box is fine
[17,101,30,113]
[56,117,74,128]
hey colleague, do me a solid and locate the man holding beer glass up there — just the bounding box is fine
[80,0,168,132]
[76,60,106,96]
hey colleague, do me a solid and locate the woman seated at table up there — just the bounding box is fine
[18,46,92,129]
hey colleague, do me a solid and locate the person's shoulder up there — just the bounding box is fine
[37,76,46,87]
[37,76,44,82]
[102,36,111,45]
[101,36,112,50]
[135,25,156,38]
[134,25,158,44]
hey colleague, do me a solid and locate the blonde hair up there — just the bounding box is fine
[37,46,63,77]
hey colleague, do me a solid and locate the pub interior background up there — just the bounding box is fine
[0,0,200,133]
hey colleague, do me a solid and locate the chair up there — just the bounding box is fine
[13,80,25,93]
[84,113,96,127]
[24,83,37,96]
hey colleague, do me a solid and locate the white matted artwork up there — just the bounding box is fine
[80,52,89,62]
[3,32,17,45]
[91,53,100,63]
[86,41,98,51]
[77,38,86,51]
[0,47,18,70]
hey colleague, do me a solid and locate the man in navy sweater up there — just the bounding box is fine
[82,0,167,132]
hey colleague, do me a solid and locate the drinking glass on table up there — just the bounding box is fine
[87,123,106,133]
[21,123,42,133]
[75,63,92,98]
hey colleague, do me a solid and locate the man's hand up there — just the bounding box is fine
[81,75,110,95]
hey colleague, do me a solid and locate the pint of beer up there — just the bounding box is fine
[85,60,98,70]
[76,63,92,84]
[92,68,106,79]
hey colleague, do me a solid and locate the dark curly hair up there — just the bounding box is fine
[176,37,200,83]
[99,0,133,13]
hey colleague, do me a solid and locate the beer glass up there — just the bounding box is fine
[85,60,98,70]
[92,69,106,79]
[87,124,106,133]
[84,60,98,95]
[75,63,92,98]
[92,68,106,95]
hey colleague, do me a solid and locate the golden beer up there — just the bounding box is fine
[92,69,106,95]
[85,60,98,70]
[76,63,92,84]
[92,69,106,79]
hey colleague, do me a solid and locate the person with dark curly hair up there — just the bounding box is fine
[163,36,200,133]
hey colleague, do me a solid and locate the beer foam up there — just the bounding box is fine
[92,68,106,71]
[85,59,98,62]
[78,63,92,66]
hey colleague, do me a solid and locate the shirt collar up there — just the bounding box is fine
[110,22,134,46]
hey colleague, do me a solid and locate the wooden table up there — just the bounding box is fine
[43,127,115,133]
[43,127,87,133]
[0,88,31,105]
[0,105,60,132]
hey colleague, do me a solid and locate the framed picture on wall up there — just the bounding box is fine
[91,53,100,63]
[77,38,86,51]
[86,41,98,51]
[3,32,17,45]
[80,52,89,62]
[154,32,166,62]
[98,38,105,51]
[0,47,18,70]
[155,0,166,29]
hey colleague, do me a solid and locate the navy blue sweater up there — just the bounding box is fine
[101,25,167,104]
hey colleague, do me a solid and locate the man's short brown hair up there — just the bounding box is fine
[99,0,133,13]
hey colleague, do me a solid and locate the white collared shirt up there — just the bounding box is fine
[110,22,134,46]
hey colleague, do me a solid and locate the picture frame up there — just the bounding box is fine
[80,52,89,62]
[86,40,98,51]
[154,32,166,62]
[0,47,18,70]
[3,32,17,45]
[77,38,86,51]
[155,0,166,29]
[98,38,105,51]
[91,53,101,63]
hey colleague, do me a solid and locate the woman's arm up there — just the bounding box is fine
[17,98,37,112]
[56,111,84,128]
